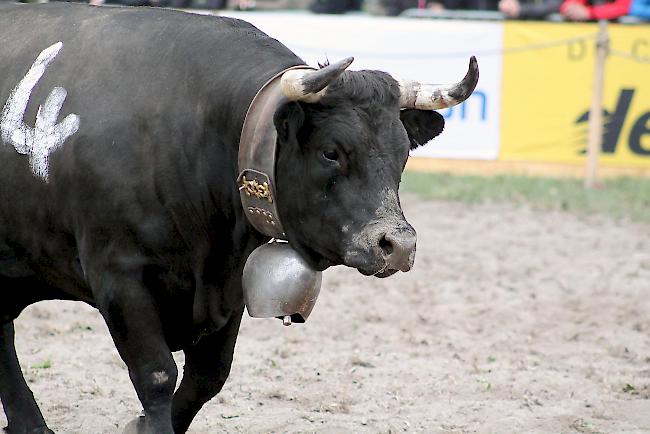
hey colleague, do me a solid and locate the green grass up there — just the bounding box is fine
[31,359,52,370]
[401,171,650,223]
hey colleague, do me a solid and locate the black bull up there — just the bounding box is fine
[0,3,477,433]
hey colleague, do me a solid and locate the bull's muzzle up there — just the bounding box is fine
[380,229,417,274]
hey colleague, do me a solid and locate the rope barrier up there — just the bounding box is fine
[406,34,650,65]
[289,33,599,60]
[429,33,598,58]
[609,49,650,64]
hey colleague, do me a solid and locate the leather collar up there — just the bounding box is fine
[237,65,314,239]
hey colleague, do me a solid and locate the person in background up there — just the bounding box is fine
[88,0,228,7]
[499,0,562,19]
[381,0,418,15]
[309,0,362,13]
[629,0,650,18]
[559,0,631,20]
[427,0,499,11]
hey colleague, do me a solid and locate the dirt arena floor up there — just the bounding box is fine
[2,195,649,433]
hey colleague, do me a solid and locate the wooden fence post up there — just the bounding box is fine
[585,20,609,189]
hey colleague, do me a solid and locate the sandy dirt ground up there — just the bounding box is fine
[2,196,649,434]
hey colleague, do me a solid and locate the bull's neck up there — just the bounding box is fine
[187,68,294,335]
[204,62,302,220]
[172,63,299,248]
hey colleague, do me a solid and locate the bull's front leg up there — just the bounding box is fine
[0,322,54,434]
[89,271,177,434]
[171,308,244,433]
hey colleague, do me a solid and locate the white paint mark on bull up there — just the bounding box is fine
[151,371,169,385]
[0,42,80,182]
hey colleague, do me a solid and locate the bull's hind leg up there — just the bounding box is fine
[0,322,54,434]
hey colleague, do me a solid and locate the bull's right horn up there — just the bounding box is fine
[398,56,479,110]
[281,57,354,103]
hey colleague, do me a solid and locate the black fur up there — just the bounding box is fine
[0,4,446,433]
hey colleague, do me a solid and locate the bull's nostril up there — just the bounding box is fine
[380,231,416,273]
[379,235,394,256]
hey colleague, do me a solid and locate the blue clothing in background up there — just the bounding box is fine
[630,0,650,18]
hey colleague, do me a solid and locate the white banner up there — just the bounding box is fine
[222,12,503,160]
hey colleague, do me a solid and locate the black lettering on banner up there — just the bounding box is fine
[629,112,650,156]
[568,39,587,61]
[603,89,635,154]
[575,89,634,154]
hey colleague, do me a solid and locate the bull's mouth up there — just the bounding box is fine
[291,241,402,278]
[374,268,399,278]
[356,266,399,279]
[342,249,401,279]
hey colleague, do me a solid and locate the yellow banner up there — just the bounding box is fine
[501,22,650,168]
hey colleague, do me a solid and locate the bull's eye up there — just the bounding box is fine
[323,149,339,161]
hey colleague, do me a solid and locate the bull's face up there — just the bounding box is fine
[273,59,478,277]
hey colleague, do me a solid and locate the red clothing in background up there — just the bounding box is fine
[560,0,632,19]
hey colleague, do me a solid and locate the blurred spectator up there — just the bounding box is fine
[88,0,155,5]
[559,0,631,20]
[309,0,361,13]
[499,0,562,18]
[88,0,227,6]
[379,0,418,15]
[379,0,498,17]
[427,0,499,10]
[629,0,650,18]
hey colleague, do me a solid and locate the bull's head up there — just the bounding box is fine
[269,57,478,277]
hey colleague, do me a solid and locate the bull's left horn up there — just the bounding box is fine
[281,57,354,103]
[398,56,479,110]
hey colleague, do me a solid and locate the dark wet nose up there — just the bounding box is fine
[379,230,417,272]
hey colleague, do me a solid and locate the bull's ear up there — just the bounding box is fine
[274,101,305,144]
[400,109,445,150]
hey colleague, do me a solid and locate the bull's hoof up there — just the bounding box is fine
[122,415,174,434]
[122,416,145,434]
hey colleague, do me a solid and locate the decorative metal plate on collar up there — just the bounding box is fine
[238,65,315,239]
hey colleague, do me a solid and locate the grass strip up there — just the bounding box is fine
[401,171,650,223]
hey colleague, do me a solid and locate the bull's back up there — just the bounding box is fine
[0,3,300,98]
[0,4,300,296]
[0,3,301,183]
